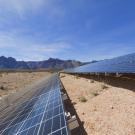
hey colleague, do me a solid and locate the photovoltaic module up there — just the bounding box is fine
[0,74,69,135]
[65,53,135,73]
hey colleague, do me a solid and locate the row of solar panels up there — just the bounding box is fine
[65,53,135,74]
[0,74,69,135]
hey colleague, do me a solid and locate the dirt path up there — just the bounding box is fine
[60,73,135,135]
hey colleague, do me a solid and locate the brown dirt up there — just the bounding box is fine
[60,73,135,135]
[0,72,51,98]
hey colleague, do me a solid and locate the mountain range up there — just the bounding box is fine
[0,56,86,70]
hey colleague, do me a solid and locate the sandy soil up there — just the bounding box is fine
[60,73,135,135]
[0,72,50,98]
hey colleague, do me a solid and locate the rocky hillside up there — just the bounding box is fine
[0,56,84,70]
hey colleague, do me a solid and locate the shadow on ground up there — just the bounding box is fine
[71,73,135,93]
[60,79,87,135]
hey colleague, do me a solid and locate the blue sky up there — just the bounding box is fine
[0,0,135,61]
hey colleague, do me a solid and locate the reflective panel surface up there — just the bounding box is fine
[66,53,135,73]
[0,74,68,135]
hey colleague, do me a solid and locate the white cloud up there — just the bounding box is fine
[0,0,65,24]
[0,31,71,61]
[0,0,50,17]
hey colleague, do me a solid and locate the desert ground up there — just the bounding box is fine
[60,73,135,135]
[0,71,51,98]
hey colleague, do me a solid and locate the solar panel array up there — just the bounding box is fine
[0,74,69,135]
[66,53,135,73]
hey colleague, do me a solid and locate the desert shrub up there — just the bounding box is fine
[5,72,8,75]
[75,75,80,79]
[72,102,77,105]
[0,74,2,77]
[79,96,87,102]
[60,75,65,78]
[0,85,6,90]
[92,92,99,96]
[101,84,109,89]
[91,80,94,83]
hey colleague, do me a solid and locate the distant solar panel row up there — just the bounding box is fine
[0,74,69,135]
[65,53,135,73]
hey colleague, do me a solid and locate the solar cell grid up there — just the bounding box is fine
[0,74,69,135]
[65,53,135,73]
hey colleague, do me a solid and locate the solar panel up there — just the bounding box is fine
[65,53,135,73]
[0,74,69,135]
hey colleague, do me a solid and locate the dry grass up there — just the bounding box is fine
[60,73,135,135]
[0,71,51,97]
[91,80,95,83]
[60,75,65,78]
[0,85,6,90]
[79,96,87,102]
[92,91,99,96]
[75,75,80,79]
[101,84,109,89]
